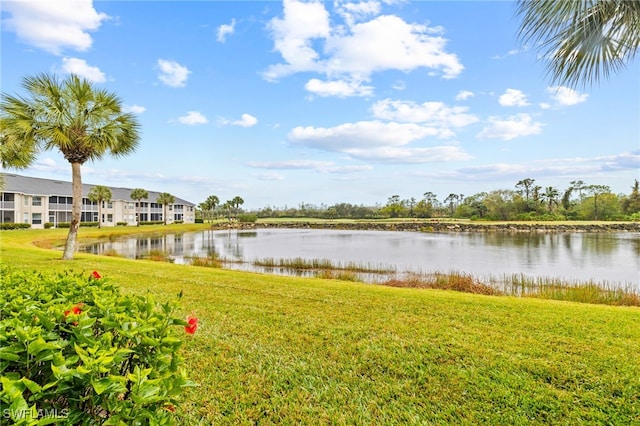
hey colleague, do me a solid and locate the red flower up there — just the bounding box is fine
[164,404,176,413]
[64,303,84,325]
[92,271,102,279]
[64,303,84,317]
[185,316,198,334]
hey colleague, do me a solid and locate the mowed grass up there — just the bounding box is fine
[2,226,640,424]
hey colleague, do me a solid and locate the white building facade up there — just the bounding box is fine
[1,174,196,229]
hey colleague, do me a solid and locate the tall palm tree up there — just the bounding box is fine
[231,196,244,217]
[130,188,148,226]
[541,186,559,213]
[516,0,640,86]
[199,194,219,222]
[157,192,175,225]
[1,73,140,259]
[88,185,112,228]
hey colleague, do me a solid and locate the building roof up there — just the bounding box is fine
[1,173,195,206]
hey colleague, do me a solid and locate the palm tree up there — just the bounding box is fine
[541,186,559,213]
[88,185,112,228]
[130,188,148,226]
[231,196,244,217]
[157,192,175,225]
[516,0,640,86]
[1,73,140,259]
[222,200,233,221]
[199,195,219,222]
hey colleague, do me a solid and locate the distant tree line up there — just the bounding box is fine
[198,180,640,222]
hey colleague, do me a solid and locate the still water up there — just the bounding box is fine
[81,229,640,287]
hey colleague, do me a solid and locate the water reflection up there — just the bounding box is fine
[80,229,640,288]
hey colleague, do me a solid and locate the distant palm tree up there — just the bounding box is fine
[541,186,559,213]
[157,192,175,225]
[516,0,640,86]
[88,185,112,228]
[130,188,148,226]
[199,195,219,222]
[1,73,140,259]
[231,196,244,217]
[222,200,233,221]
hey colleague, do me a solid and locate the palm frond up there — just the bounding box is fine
[516,0,640,87]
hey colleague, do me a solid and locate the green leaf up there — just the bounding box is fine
[20,377,42,394]
[91,377,111,395]
[0,347,21,361]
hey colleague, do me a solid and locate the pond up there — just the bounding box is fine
[81,228,640,289]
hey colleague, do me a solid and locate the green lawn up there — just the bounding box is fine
[2,225,639,424]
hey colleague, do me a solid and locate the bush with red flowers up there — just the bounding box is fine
[0,266,196,425]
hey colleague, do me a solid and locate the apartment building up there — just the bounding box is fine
[0,173,196,228]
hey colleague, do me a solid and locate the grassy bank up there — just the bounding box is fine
[2,225,639,424]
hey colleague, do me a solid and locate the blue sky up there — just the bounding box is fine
[2,0,638,209]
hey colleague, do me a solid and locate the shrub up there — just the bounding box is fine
[0,223,31,230]
[139,221,164,226]
[44,222,54,229]
[194,219,203,224]
[116,222,128,227]
[56,222,100,228]
[0,266,195,425]
[237,213,258,223]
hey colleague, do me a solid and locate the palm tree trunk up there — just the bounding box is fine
[62,162,82,260]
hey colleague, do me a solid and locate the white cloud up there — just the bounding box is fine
[157,59,191,87]
[371,99,479,128]
[246,159,374,173]
[546,86,588,106]
[477,114,543,141]
[233,113,258,127]
[60,57,105,82]
[324,15,462,78]
[392,80,406,91]
[335,0,381,26]
[498,89,529,107]
[287,120,470,164]
[418,150,640,182]
[264,0,331,80]
[123,104,146,114]
[217,19,236,42]
[290,121,449,151]
[1,0,108,54]
[455,90,474,101]
[305,78,374,97]
[345,145,472,163]
[177,111,208,125]
[492,46,529,60]
[255,172,285,181]
[264,0,463,96]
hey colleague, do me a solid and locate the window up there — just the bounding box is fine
[23,213,29,223]
[107,214,113,223]
[32,196,42,206]
[32,213,42,224]
[25,197,29,206]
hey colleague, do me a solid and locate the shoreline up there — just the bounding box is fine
[212,220,640,233]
